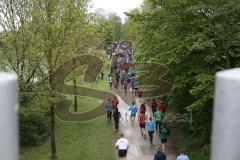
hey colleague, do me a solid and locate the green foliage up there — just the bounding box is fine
[190,144,210,160]
[19,95,51,146]
[124,0,240,157]
[91,10,123,48]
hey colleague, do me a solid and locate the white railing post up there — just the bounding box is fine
[0,73,18,160]
[211,68,240,160]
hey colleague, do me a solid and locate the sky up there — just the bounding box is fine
[90,0,143,22]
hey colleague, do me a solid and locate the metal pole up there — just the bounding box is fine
[0,73,18,160]
[211,68,240,160]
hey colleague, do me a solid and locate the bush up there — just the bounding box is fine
[19,96,50,146]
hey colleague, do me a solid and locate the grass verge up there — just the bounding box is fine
[20,70,117,160]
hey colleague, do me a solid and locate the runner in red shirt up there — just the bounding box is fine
[111,96,119,110]
[138,112,146,138]
[137,87,143,98]
[158,101,167,113]
[140,103,146,115]
[151,98,158,116]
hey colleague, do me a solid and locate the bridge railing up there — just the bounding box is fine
[211,69,240,160]
[0,73,18,160]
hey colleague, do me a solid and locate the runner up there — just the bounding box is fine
[151,98,158,116]
[113,108,121,132]
[105,99,113,122]
[108,73,113,89]
[159,101,167,114]
[120,75,124,90]
[154,108,163,134]
[138,112,146,138]
[140,102,146,114]
[120,69,126,78]
[115,68,120,88]
[154,147,167,160]
[115,133,129,160]
[129,101,138,126]
[123,80,128,96]
[147,116,156,147]
[177,149,190,160]
[131,77,136,93]
[160,123,170,150]
[130,66,136,77]
[137,87,143,98]
[134,79,139,96]
[111,96,119,110]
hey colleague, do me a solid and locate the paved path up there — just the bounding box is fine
[114,89,177,160]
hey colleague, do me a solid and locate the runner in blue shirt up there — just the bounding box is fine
[177,150,190,160]
[130,67,136,77]
[129,101,138,126]
[131,77,136,92]
[105,99,113,122]
[147,116,156,147]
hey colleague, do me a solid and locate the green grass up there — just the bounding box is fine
[66,95,102,113]
[20,69,117,160]
[66,72,111,93]
[20,117,117,160]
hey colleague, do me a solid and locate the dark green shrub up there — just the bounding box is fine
[19,95,50,146]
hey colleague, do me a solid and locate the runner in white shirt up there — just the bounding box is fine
[109,74,113,89]
[177,150,190,160]
[115,133,129,160]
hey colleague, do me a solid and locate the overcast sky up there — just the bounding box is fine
[90,0,143,22]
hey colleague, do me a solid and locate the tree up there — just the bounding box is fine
[124,0,240,158]
[108,12,122,40]
[0,0,105,159]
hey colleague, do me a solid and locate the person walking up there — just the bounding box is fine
[151,98,158,116]
[111,96,119,110]
[129,101,138,126]
[159,101,167,114]
[138,112,146,138]
[123,80,128,96]
[131,77,136,93]
[115,68,120,88]
[113,108,121,132]
[106,99,113,122]
[137,87,143,98]
[134,79,139,96]
[154,108,163,134]
[140,102,146,114]
[108,73,113,89]
[160,123,170,151]
[177,150,190,160]
[147,116,156,147]
[115,133,129,160]
[130,67,136,77]
[154,147,167,160]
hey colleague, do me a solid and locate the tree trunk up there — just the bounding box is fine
[50,101,57,160]
[225,50,231,69]
[73,58,78,112]
[73,77,78,112]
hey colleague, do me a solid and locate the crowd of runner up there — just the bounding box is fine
[105,92,189,160]
[104,41,189,160]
